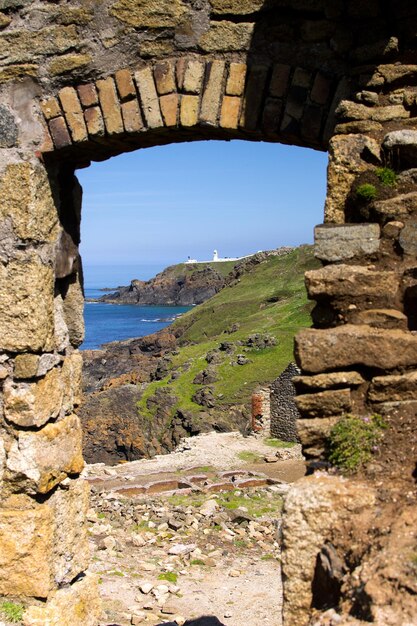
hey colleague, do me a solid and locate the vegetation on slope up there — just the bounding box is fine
[137,246,320,423]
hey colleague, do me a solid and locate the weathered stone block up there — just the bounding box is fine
[0,480,90,599]
[220,96,241,129]
[305,264,398,299]
[48,53,91,77]
[48,116,72,149]
[0,255,54,353]
[337,101,409,122]
[310,72,332,104]
[383,129,417,168]
[199,22,254,52]
[37,353,62,377]
[4,366,63,427]
[115,68,136,101]
[58,86,88,143]
[6,413,84,494]
[77,83,98,108]
[177,58,204,94]
[240,65,269,130]
[121,99,143,133]
[399,222,417,255]
[180,94,199,127]
[296,417,339,458]
[314,223,380,261]
[369,371,417,403]
[61,273,85,348]
[282,475,375,625]
[0,162,59,243]
[295,325,417,373]
[41,97,61,120]
[293,371,365,392]
[209,0,264,13]
[226,63,247,96]
[84,106,105,137]
[110,0,187,28]
[48,479,90,585]
[372,193,417,221]
[0,105,18,147]
[200,60,225,125]
[14,354,39,379]
[159,93,179,127]
[351,308,408,329]
[62,352,83,413]
[0,25,80,66]
[135,67,163,128]
[296,389,352,418]
[96,76,124,135]
[270,64,290,98]
[0,503,53,597]
[54,293,70,352]
[324,134,381,223]
[262,98,282,134]
[154,61,176,95]
[23,572,101,626]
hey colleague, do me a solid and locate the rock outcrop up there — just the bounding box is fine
[98,264,228,306]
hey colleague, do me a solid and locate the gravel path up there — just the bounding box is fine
[85,432,305,626]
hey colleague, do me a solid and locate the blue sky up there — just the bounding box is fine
[77,140,327,268]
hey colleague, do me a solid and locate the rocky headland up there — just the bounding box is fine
[97,263,233,306]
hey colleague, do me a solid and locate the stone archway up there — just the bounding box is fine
[1,1,417,624]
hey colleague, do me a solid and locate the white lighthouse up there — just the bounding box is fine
[213,250,219,261]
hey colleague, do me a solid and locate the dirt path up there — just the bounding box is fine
[85,432,305,626]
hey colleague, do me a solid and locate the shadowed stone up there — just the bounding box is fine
[0,105,17,146]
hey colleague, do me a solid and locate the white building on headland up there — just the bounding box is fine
[185,249,257,264]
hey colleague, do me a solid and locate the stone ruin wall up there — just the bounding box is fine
[0,0,417,624]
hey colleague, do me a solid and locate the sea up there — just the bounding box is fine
[82,264,192,350]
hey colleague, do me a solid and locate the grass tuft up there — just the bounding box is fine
[264,437,296,449]
[328,413,387,473]
[356,183,377,201]
[0,601,24,623]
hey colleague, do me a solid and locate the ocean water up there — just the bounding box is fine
[82,264,191,350]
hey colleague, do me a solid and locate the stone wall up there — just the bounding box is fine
[0,0,417,624]
[269,362,301,442]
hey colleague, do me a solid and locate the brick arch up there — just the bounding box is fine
[40,57,336,164]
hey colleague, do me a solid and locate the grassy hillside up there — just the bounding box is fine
[161,260,238,279]
[137,246,320,420]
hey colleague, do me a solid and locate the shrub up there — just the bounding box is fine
[356,183,377,201]
[0,601,24,623]
[328,413,387,473]
[376,167,397,187]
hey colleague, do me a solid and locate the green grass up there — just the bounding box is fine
[328,413,387,473]
[190,559,206,566]
[264,437,296,448]
[158,571,178,583]
[237,451,263,463]
[376,167,397,187]
[356,183,377,201]
[215,490,283,518]
[0,601,24,623]
[136,247,319,422]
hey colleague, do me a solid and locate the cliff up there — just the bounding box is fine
[97,261,238,306]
